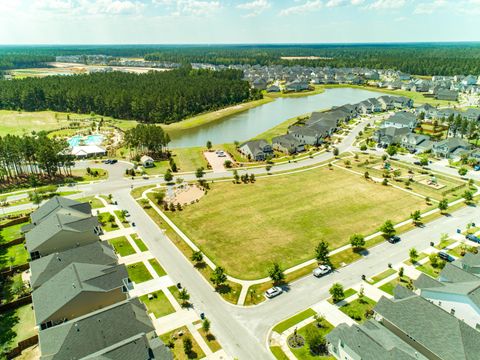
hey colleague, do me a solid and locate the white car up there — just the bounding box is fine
[265,286,283,299]
[313,264,331,278]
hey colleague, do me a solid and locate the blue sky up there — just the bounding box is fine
[0,0,479,44]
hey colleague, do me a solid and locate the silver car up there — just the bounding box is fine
[265,287,283,299]
[313,264,332,278]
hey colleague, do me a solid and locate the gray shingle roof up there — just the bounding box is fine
[30,242,117,289]
[32,263,128,324]
[326,320,427,360]
[30,196,92,225]
[374,293,480,360]
[39,298,171,360]
[441,262,480,283]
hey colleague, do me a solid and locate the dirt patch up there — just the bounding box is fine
[170,185,205,206]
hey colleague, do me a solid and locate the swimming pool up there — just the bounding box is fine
[68,134,104,147]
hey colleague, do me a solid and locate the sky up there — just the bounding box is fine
[0,0,479,44]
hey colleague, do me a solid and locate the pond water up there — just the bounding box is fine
[168,87,386,148]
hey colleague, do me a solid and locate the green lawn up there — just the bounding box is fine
[70,168,108,182]
[108,236,136,257]
[131,185,156,199]
[0,273,28,304]
[167,166,428,279]
[0,243,29,270]
[143,160,171,175]
[127,262,153,284]
[168,285,183,306]
[416,260,444,278]
[379,275,414,296]
[270,346,289,360]
[132,234,148,251]
[0,304,37,353]
[435,238,456,250]
[369,268,397,284]
[0,223,25,243]
[98,212,119,232]
[404,252,428,265]
[273,308,316,334]
[199,328,222,353]
[160,326,205,360]
[139,290,176,318]
[77,196,104,209]
[171,147,209,173]
[340,296,376,323]
[328,288,357,304]
[114,210,131,228]
[290,321,335,360]
[148,258,167,277]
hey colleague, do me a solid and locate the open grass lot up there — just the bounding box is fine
[0,304,37,353]
[127,262,153,284]
[171,147,209,173]
[368,268,396,284]
[0,223,25,243]
[167,166,429,279]
[290,321,335,360]
[273,308,316,334]
[160,326,205,360]
[108,236,136,257]
[139,290,175,318]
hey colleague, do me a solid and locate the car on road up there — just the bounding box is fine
[438,251,455,262]
[466,234,480,243]
[387,236,401,244]
[413,161,421,165]
[110,159,118,164]
[313,264,332,277]
[103,159,111,164]
[265,287,282,299]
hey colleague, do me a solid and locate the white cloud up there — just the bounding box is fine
[237,0,271,17]
[30,0,145,16]
[279,0,323,16]
[154,0,221,16]
[366,0,406,9]
[414,0,447,14]
[350,0,364,4]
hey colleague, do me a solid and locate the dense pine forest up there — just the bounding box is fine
[0,67,259,123]
[0,54,54,70]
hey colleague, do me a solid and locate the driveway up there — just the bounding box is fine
[204,150,233,173]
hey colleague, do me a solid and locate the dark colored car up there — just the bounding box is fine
[466,234,480,243]
[413,161,421,165]
[110,159,118,164]
[438,251,455,262]
[387,236,401,244]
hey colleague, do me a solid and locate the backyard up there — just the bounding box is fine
[167,165,429,279]
[0,304,37,354]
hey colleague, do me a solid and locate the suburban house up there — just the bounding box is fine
[435,89,459,101]
[38,298,172,360]
[327,319,428,360]
[70,145,107,158]
[251,78,267,90]
[415,103,437,119]
[401,133,430,152]
[288,126,324,146]
[25,209,101,260]
[239,140,273,161]
[266,84,280,92]
[29,241,117,290]
[140,155,155,168]
[377,96,395,110]
[380,112,417,130]
[374,127,410,147]
[415,252,480,330]
[432,137,471,158]
[272,134,305,154]
[32,262,130,330]
[285,79,310,92]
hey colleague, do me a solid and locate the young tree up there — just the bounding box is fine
[183,337,193,356]
[153,191,166,205]
[268,262,285,285]
[206,140,212,150]
[463,190,474,204]
[202,318,211,334]
[329,283,345,303]
[410,210,422,225]
[429,253,439,268]
[305,327,327,356]
[210,266,227,288]
[315,241,330,264]
[409,248,418,263]
[399,267,404,278]
[249,173,255,182]
[195,167,205,179]
[164,169,173,182]
[233,169,240,183]
[364,171,369,179]
[179,288,190,307]
[350,234,365,250]
[382,178,388,186]
[386,145,397,157]
[438,198,449,213]
[191,250,203,263]
[333,147,339,157]
[360,144,367,152]
[379,220,396,238]
[458,167,468,177]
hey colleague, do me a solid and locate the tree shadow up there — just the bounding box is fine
[353,248,370,256]
[186,350,199,359]
[0,309,20,351]
[215,284,231,295]
[193,261,207,270]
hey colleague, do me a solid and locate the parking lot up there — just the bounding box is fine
[204,150,234,173]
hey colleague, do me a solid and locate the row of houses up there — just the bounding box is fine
[239,95,413,160]
[327,253,480,360]
[22,196,172,360]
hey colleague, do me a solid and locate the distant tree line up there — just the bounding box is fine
[0,133,72,190]
[0,54,54,70]
[145,44,480,76]
[0,67,259,123]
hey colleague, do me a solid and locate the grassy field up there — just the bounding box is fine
[108,236,136,257]
[0,304,37,353]
[127,262,153,283]
[264,85,325,99]
[0,223,25,243]
[132,234,148,251]
[167,165,429,279]
[171,147,209,172]
[148,258,167,277]
[253,112,311,142]
[140,290,175,318]
[0,243,29,270]
[162,97,274,134]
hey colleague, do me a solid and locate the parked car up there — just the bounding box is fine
[103,159,111,164]
[110,159,118,164]
[474,165,480,171]
[466,234,480,243]
[265,287,282,299]
[413,161,421,166]
[142,175,149,179]
[438,251,455,262]
[387,236,401,244]
[313,264,332,278]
